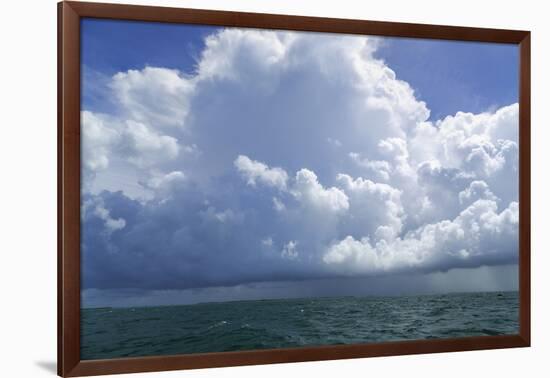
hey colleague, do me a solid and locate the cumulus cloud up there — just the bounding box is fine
[458,180,498,205]
[81,111,119,173]
[82,196,126,233]
[81,110,185,199]
[118,120,180,168]
[336,173,403,240]
[292,169,349,213]
[233,157,349,214]
[198,29,288,85]
[410,105,519,184]
[111,67,195,129]
[349,153,392,181]
[145,171,185,189]
[234,155,288,190]
[323,199,518,275]
[80,27,520,292]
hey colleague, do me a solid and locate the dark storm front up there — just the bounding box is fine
[81,291,518,359]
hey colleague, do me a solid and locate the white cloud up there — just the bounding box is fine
[408,104,519,219]
[324,199,518,275]
[323,236,379,268]
[111,67,195,129]
[349,152,392,181]
[83,197,126,233]
[118,120,180,168]
[143,171,186,200]
[81,111,119,172]
[410,105,519,177]
[234,157,349,216]
[378,138,412,176]
[458,180,498,205]
[350,137,413,182]
[198,29,288,85]
[336,173,404,240]
[234,155,288,190]
[146,171,185,189]
[293,169,349,213]
[81,111,181,173]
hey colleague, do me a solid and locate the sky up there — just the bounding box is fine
[80,18,520,308]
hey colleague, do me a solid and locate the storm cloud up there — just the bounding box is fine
[81,28,519,295]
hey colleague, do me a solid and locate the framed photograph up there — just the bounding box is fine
[58,1,531,376]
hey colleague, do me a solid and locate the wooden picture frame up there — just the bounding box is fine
[58,1,531,376]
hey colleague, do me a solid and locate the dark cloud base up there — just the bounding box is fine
[82,264,518,308]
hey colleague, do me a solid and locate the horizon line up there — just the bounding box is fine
[81,289,519,310]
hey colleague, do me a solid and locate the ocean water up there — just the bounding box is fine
[81,291,518,360]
